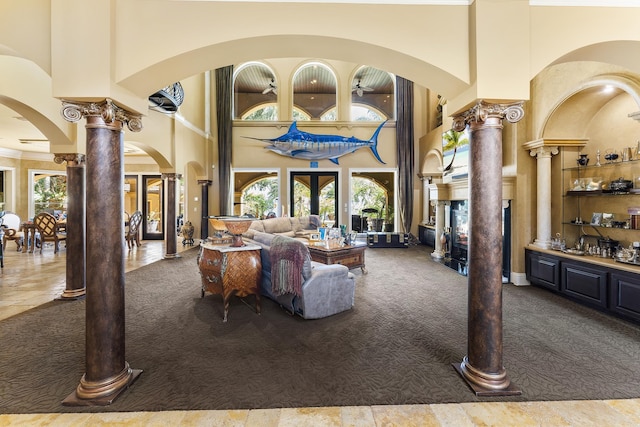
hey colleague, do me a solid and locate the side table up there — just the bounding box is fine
[197,242,262,322]
[308,243,367,274]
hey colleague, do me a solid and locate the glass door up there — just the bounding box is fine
[142,175,164,240]
[290,172,337,225]
[124,175,138,218]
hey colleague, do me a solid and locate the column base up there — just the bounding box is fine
[453,357,521,396]
[56,288,86,300]
[431,250,445,259]
[164,253,181,259]
[62,363,143,406]
[533,239,551,250]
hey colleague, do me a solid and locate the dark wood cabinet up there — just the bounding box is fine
[610,271,640,322]
[525,248,640,324]
[561,261,608,308]
[526,249,561,291]
[418,225,436,247]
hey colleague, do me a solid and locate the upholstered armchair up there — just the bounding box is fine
[1,212,24,251]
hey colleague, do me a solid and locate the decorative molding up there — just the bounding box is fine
[523,138,588,151]
[54,153,86,166]
[161,173,182,181]
[527,146,559,159]
[61,99,143,132]
[452,100,525,131]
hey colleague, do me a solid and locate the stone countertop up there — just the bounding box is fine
[526,244,640,275]
[200,242,261,253]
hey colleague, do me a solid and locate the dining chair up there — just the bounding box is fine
[1,212,24,252]
[125,210,143,249]
[33,212,67,254]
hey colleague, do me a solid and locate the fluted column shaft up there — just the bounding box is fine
[421,176,431,224]
[54,153,86,299]
[163,173,180,258]
[431,200,447,259]
[530,147,558,249]
[61,99,142,406]
[452,100,524,396]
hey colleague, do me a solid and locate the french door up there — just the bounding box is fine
[290,171,338,223]
[142,175,164,240]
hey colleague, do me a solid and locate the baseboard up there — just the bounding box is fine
[509,272,529,286]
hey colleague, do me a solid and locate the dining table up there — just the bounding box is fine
[20,220,67,253]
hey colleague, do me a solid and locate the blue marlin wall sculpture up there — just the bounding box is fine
[247,121,387,165]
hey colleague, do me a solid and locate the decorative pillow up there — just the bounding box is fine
[308,215,322,229]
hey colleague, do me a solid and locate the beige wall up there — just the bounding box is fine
[1,2,640,279]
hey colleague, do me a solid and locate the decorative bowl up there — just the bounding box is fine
[219,217,254,247]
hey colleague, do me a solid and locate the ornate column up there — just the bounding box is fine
[452,100,524,396]
[54,153,86,300]
[523,138,586,249]
[61,99,143,406]
[529,146,558,249]
[431,200,447,259]
[199,179,212,240]
[163,173,181,259]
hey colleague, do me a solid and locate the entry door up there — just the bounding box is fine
[142,175,164,240]
[290,172,338,223]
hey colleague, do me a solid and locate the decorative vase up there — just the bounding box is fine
[181,221,195,246]
[577,154,589,166]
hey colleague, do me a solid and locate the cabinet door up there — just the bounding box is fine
[561,262,608,308]
[610,272,640,322]
[526,251,560,291]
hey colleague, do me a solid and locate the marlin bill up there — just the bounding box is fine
[246,121,387,165]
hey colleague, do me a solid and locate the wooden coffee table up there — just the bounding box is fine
[307,243,367,274]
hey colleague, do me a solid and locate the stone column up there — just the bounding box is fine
[420,176,431,224]
[199,179,212,240]
[54,153,86,300]
[61,100,143,406]
[530,146,558,249]
[452,100,524,396]
[431,200,447,259]
[163,173,181,259]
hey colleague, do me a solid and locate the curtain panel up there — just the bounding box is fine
[396,76,414,235]
[216,66,233,215]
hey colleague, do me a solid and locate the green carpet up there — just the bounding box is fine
[1,244,640,413]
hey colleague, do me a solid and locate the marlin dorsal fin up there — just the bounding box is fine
[288,121,298,132]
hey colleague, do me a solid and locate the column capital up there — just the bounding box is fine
[161,172,182,181]
[61,99,143,132]
[54,153,86,166]
[528,146,559,159]
[452,100,524,131]
[198,179,212,186]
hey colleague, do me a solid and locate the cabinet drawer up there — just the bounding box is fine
[610,272,640,322]
[561,262,608,308]
[527,252,560,291]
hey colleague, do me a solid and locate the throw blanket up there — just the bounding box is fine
[270,235,306,297]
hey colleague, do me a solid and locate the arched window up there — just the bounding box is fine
[292,62,337,121]
[351,66,395,121]
[240,176,279,219]
[234,62,278,120]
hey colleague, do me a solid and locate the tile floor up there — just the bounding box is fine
[1,239,639,426]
